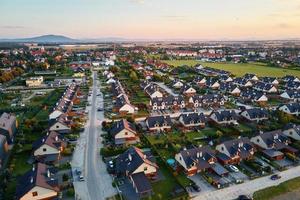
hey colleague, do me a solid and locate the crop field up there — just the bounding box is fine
[162,60,300,77]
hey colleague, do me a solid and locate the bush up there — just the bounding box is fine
[66,188,75,197]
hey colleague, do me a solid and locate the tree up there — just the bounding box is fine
[129,70,138,82]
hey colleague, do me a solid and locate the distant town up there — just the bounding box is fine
[1,39,300,200]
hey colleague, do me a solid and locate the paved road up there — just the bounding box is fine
[72,71,116,200]
[85,71,117,200]
[193,165,300,200]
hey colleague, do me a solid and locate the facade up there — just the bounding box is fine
[26,76,44,87]
[0,112,17,144]
[216,137,255,164]
[110,119,140,146]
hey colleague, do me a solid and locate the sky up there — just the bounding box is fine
[0,0,300,40]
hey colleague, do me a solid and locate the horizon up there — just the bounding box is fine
[1,0,300,40]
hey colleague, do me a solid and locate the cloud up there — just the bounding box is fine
[0,25,26,29]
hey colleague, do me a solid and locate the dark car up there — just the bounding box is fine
[238,195,253,200]
[191,184,201,192]
[270,174,281,180]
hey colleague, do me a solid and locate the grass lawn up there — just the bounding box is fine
[186,131,205,142]
[253,177,300,200]
[162,60,300,77]
[151,161,187,200]
[146,135,167,145]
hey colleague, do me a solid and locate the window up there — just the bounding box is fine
[144,167,148,171]
[32,192,38,197]
[290,131,293,135]
[43,148,47,152]
[221,147,224,151]
[125,132,128,135]
[257,139,260,142]
[56,125,59,128]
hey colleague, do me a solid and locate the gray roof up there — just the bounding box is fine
[146,115,172,128]
[0,112,16,132]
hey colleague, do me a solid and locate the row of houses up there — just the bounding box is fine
[111,79,137,115]
[15,83,82,200]
[143,108,268,133]
[176,127,299,177]
[149,94,226,111]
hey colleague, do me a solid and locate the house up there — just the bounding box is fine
[149,95,185,111]
[240,90,268,104]
[283,75,300,83]
[253,81,278,93]
[285,81,300,90]
[0,112,17,144]
[233,77,253,88]
[279,103,300,116]
[210,110,238,125]
[283,123,300,141]
[172,79,184,89]
[206,78,220,89]
[26,76,44,87]
[261,77,279,85]
[219,83,241,96]
[175,146,217,176]
[220,75,233,83]
[193,76,206,86]
[130,172,153,198]
[115,147,158,198]
[179,112,206,129]
[244,73,259,81]
[48,116,71,134]
[144,84,164,99]
[0,135,8,168]
[15,163,59,200]
[240,108,269,122]
[146,115,172,132]
[250,130,297,160]
[115,94,136,114]
[216,137,255,165]
[188,94,225,108]
[280,90,300,102]
[110,119,140,146]
[180,84,196,97]
[32,131,66,163]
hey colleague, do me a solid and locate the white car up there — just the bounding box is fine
[228,165,239,172]
[79,175,85,182]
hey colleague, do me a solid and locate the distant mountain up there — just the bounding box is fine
[0,35,77,43]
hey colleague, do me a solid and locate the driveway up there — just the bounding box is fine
[192,165,300,200]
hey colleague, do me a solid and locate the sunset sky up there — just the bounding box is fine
[0,0,300,40]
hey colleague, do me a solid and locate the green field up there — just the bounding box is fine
[253,177,300,200]
[162,60,300,77]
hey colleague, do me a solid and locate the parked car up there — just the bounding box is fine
[228,165,239,172]
[191,184,201,192]
[270,174,281,180]
[79,175,85,182]
[238,195,253,200]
